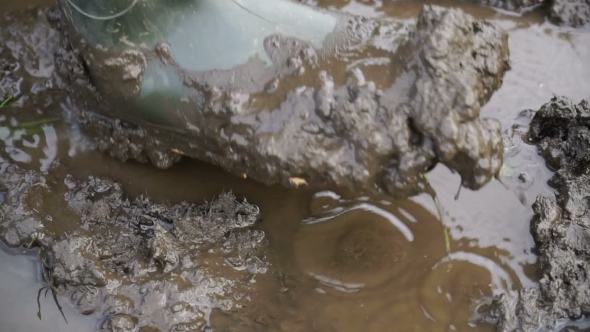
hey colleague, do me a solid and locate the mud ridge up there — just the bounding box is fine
[0,164,269,332]
[490,96,590,331]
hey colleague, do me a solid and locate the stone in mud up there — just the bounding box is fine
[490,96,590,331]
[57,5,509,199]
[0,164,269,332]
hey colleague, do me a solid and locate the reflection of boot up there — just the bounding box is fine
[57,2,509,199]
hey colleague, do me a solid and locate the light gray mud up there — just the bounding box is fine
[374,0,590,27]
[478,0,590,28]
[56,4,509,199]
[0,164,269,332]
[0,7,65,116]
[490,96,590,331]
[547,0,590,27]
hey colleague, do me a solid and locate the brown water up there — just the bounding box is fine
[2,0,590,331]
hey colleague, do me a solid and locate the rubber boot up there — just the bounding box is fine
[56,1,509,200]
[58,0,341,127]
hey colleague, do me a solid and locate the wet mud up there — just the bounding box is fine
[0,164,269,332]
[57,4,509,199]
[382,0,590,28]
[2,1,590,332]
[477,0,590,28]
[490,97,590,331]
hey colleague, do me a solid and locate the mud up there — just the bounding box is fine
[56,4,509,199]
[3,1,590,332]
[473,0,543,12]
[0,164,269,332]
[547,0,590,28]
[377,0,590,28]
[490,96,590,331]
[478,0,590,28]
[0,7,65,112]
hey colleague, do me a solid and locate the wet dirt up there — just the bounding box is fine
[0,164,269,331]
[377,0,590,27]
[1,1,590,332]
[57,2,509,199]
[490,97,590,331]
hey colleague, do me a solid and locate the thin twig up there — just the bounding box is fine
[423,173,451,253]
[0,96,12,108]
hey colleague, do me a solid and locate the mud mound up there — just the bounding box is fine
[0,165,269,332]
[490,96,590,331]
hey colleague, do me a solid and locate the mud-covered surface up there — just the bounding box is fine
[56,4,509,199]
[3,1,590,332]
[490,96,590,331]
[0,7,65,113]
[479,0,590,28]
[0,164,269,332]
[474,0,543,12]
[547,0,590,27]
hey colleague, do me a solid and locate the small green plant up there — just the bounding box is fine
[0,96,60,135]
[0,96,13,108]
[422,173,451,253]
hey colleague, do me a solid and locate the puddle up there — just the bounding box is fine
[0,245,97,332]
[1,0,590,332]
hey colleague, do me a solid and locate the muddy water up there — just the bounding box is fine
[2,1,590,332]
[0,245,97,332]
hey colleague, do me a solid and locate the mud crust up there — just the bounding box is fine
[490,96,590,331]
[0,164,269,332]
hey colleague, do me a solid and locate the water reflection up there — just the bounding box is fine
[290,192,505,330]
[0,246,96,332]
[303,196,415,241]
[0,115,57,172]
[434,251,513,293]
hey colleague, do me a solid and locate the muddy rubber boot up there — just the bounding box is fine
[58,0,338,126]
[57,2,510,199]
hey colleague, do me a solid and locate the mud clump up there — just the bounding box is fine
[0,164,269,332]
[55,5,509,199]
[490,96,590,331]
[548,0,590,28]
[473,0,590,28]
